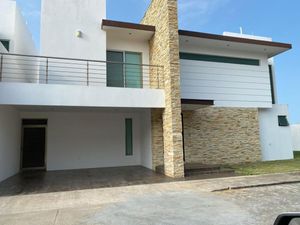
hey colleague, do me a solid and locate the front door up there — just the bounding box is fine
[22,126,46,169]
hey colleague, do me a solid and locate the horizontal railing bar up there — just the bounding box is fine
[0,52,163,68]
[2,73,152,82]
[4,60,155,71]
[3,68,152,76]
[2,77,151,86]
[3,64,153,74]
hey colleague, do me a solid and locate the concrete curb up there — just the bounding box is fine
[212,180,300,192]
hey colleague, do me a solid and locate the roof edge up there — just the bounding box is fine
[102,19,155,32]
[179,30,292,49]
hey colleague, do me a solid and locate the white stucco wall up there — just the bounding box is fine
[180,44,272,108]
[20,109,152,171]
[291,125,300,151]
[0,82,165,108]
[0,106,21,182]
[13,6,36,55]
[40,0,106,60]
[140,110,152,169]
[259,104,293,161]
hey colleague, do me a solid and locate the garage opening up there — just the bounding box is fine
[21,119,47,170]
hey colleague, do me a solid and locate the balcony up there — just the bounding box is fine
[0,53,165,108]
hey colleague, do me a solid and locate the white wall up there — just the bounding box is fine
[40,0,106,60]
[291,125,300,151]
[259,104,293,161]
[180,45,272,108]
[20,109,151,171]
[0,82,165,108]
[13,6,36,55]
[0,106,21,182]
[140,110,152,169]
[107,33,150,88]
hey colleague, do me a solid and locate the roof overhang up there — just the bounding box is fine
[102,19,155,41]
[179,30,292,58]
[181,99,214,111]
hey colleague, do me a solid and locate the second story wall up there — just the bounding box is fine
[180,42,273,108]
[40,0,106,60]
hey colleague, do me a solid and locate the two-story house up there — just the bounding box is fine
[0,0,293,182]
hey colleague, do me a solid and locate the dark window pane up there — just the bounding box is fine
[107,51,124,87]
[125,118,133,156]
[278,115,289,127]
[180,52,260,66]
[0,40,10,51]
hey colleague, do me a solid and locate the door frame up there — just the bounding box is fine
[20,124,48,171]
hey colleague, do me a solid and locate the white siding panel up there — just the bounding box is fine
[180,57,272,108]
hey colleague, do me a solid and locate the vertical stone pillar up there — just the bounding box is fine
[142,0,184,178]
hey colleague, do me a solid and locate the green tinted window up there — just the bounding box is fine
[125,118,133,156]
[278,116,289,127]
[180,52,260,66]
[0,40,9,52]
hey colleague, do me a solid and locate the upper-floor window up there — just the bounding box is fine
[180,52,260,66]
[0,40,10,52]
[278,115,289,127]
[107,51,143,88]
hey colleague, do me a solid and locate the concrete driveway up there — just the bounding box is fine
[1,172,300,225]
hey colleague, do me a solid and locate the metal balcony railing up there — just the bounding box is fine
[0,53,164,89]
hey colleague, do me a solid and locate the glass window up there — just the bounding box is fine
[278,115,289,127]
[0,40,10,52]
[125,118,133,156]
[106,51,142,88]
[125,52,142,88]
[107,51,124,87]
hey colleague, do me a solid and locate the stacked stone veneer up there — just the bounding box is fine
[141,0,184,178]
[182,108,262,165]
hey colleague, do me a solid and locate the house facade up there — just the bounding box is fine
[0,0,293,182]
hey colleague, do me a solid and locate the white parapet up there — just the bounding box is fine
[0,82,165,108]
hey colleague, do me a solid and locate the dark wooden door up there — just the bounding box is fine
[22,127,46,169]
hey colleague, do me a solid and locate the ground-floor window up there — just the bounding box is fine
[125,118,133,156]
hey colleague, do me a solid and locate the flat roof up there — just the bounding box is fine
[102,19,155,32]
[179,30,292,49]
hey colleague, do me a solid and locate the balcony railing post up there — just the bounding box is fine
[123,62,126,88]
[46,58,48,84]
[0,54,3,82]
[87,61,89,86]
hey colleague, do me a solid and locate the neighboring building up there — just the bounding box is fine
[291,125,300,151]
[0,0,293,182]
[0,0,36,54]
